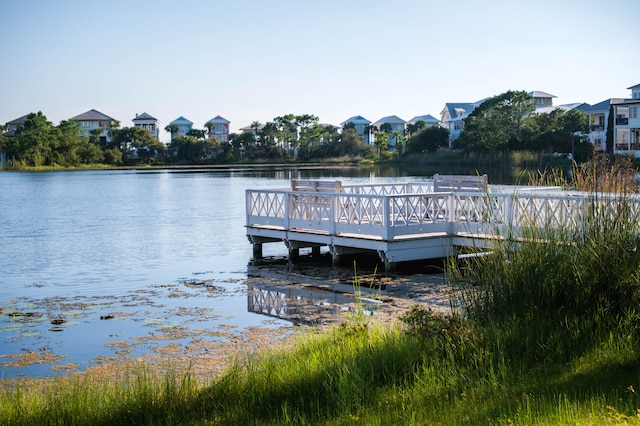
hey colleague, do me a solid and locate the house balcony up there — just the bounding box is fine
[590,125,604,131]
[616,118,629,125]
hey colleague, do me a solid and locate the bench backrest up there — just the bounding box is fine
[433,174,488,192]
[291,179,342,193]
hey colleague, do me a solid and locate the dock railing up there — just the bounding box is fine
[246,182,640,245]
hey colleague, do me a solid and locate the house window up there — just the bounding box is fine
[454,121,463,130]
[631,107,638,119]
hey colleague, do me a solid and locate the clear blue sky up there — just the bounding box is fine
[1,0,638,142]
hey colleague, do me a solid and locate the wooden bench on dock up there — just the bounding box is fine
[291,179,342,193]
[433,174,488,192]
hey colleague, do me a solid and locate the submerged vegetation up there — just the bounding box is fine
[2,159,640,424]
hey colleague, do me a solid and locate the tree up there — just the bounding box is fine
[186,129,207,139]
[606,104,614,154]
[406,120,426,137]
[406,126,449,154]
[11,111,58,166]
[456,90,535,152]
[373,131,388,158]
[110,126,165,161]
[164,124,178,140]
[391,130,404,156]
[250,121,262,145]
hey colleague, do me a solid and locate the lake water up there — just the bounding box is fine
[0,165,517,379]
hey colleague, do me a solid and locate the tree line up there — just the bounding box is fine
[0,91,593,168]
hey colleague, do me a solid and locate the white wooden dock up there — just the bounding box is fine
[245,178,640,270]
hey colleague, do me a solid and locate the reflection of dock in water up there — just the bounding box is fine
[248,282,381,325]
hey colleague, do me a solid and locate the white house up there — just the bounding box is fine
[440,101,481,146]
[612,84,640,157]
[372,115,406,151]
[579,99,624,152]
[340,115,372,145]
[132,112,161,140]
[205,115,230,143]
[168,116,193,140]
[69,109,118,144]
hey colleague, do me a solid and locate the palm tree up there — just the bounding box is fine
[164,124,178,141]
[250,121,262,145]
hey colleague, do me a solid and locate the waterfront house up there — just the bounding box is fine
[205,115,230,143]
[579,99,624,152]
[3,114,30,137]
[132,112,161,140]
[440,101,481,146]
[340,115,372,145]
[372,115,406,151]
[529,90,556,109]
[69,109,118,144]
[167,116,193,141]
[612,84,640,157]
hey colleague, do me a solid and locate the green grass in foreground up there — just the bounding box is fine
[3,187,640,424]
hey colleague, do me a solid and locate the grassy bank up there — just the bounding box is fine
[3,164,640,424]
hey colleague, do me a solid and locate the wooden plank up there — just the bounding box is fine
[433,174,487,192]
[291,179,342,193]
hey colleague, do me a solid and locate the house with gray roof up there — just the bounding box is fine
[372,115,406,151]
[612,84,640,157]
[341,115,372,145]
[579,99,625,152]
[407,114,440,127]
[132,112,161,140]
[3,113,31,137]
[440,101,483,146]
[69,109,118,144]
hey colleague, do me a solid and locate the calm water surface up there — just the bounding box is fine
[0,166,444,378]
[0,165,521,378]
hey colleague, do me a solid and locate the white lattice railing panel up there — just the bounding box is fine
[337,195,385,226]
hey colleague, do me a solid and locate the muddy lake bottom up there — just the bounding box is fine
[0,256,452,382]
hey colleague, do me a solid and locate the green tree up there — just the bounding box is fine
[406,126,450,154]
[186,129,207,139]
[606,104,614,154]
[165,124,178,140]
[373,131,388,158]
[456,90,535,152]
[11,112,58,166]
[110,126,165,161]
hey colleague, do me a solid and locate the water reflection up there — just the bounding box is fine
[247,282,380,325]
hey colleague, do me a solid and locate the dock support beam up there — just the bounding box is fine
[289,247,300,263]
[378,251,397,273]
[252,243,263,262]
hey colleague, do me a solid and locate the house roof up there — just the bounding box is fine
[586,98,627,113]
[528,91,557,99]
[170,116,193,126]
[373,115,406,126]
[340,115,371,126]
[133,112,158,121]
[407,114,439,124]
[205,115,230,124]
[627,83,640,90]
[441,103,476,120]
[535,103,583,114]
[69,109,115,122]
[239,124,264,132]
[6,114,30,126]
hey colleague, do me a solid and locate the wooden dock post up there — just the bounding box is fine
[252,241,263,262]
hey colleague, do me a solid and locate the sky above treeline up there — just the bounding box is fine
[1,0,639,142]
